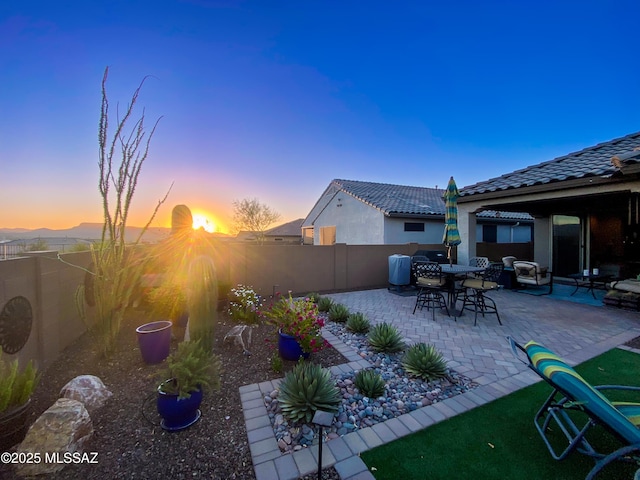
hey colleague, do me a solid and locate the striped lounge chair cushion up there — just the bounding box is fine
[524,341,640,444]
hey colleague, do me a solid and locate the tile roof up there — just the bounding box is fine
[330,180,532,221]
[460,131,640,197]
[476,210,533,221]
[332,179,446,216]
[266,218,304,236]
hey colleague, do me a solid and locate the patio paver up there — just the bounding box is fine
[241,286,640,479]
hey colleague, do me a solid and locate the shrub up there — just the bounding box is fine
[160,340,222,399]
[317,296,334,312]
[346,312,371,333]
[402,343,448,381]
[328,303,350,323]
[0,354,39,413]
[278,361,341,423]
[354,369,385,398]
[368,322,404,353]
[227,284,262,325]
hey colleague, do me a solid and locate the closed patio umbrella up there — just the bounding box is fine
[443,176,461,266]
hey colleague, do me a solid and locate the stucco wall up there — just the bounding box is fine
[313,193,384,245]
[383,217,443,244]
[0,251,90,371]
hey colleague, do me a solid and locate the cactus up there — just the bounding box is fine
[402,343,448,381]
[186,255,218,353]
[278,362,341,423]
[368,322,404,353]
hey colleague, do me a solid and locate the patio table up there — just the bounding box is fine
[567,273,612,299]
[440,264,485,315]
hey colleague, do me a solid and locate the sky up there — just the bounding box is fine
[2,1,640,233]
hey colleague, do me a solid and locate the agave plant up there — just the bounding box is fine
[277,361,341,423]
[346,312,371,333]
[402,343,448,381]
[354,369,385,398]
[316,296,334,312]
[328,303,350,323]
[368,322,404,353]
[306,292,321,303]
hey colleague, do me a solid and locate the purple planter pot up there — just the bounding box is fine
[136,320,173,364]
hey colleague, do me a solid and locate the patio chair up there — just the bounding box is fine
[513,260,554,295]
[412,261,450,320]
[469,256,490,269]
[410,255,429,285]
[508,337,640,480]
[459,262,503,325]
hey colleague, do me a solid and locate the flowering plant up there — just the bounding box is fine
[227,284,262,325]
[264,292,328,354]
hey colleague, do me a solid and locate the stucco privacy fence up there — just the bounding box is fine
[0,240,531,369]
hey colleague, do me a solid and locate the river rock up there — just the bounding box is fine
[60,375,113,413]
[16,398,93,477]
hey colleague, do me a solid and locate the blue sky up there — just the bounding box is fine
[2,1,639,231]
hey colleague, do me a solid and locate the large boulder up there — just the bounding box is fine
[59,375,112,413]
[16,398,93,477]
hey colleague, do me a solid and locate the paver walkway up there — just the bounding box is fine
[241,287,640,480]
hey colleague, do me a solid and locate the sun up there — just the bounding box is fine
[192,213,216,233]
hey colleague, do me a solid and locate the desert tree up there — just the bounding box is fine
[83,66,172,355]
[232,198,281,244]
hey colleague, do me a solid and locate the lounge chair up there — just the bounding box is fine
[508,337,640,480]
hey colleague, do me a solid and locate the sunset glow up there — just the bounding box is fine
[192,213,216,233]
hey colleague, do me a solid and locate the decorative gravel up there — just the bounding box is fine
[265,320,478,453]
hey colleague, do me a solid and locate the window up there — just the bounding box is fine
[404,222,425,232]
[483,225,497,243]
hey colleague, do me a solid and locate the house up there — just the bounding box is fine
[265,218,304,244]
[235,218,304,244]
[302,179,532,246]
[457,131,640,279]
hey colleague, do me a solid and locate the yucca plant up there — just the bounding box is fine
[402,343,448,381]
[317,296,334,312]
[346,312,371,333]
[277,361,341,423]
[328,303,350,323]
[354,369,385,398]
[368,322,404,353]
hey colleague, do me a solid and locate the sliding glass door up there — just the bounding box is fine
[552,215,582,277]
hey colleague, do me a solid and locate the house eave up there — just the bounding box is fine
[458,175,620,204]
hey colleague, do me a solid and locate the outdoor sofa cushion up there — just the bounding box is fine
[610,279,640,295]
[513,261,552,286]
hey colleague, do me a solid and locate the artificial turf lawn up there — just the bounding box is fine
[361,347,640,480]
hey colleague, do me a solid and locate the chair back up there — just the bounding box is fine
[483,262,504,283]
[469,256,490,269]
[511,338,640,446]
[414,261,443,282]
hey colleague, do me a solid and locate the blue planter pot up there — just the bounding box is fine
[136,320,173,364]
[156,380,202,431]
[278,330,310,361]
